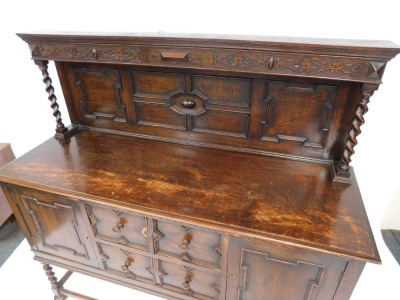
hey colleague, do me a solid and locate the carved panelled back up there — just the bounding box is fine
[17,33,400,183]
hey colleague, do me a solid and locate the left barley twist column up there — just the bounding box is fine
[43,264,67,300]
[34,60,68,138]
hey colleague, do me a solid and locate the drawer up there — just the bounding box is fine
[86,204,148,251]
[97,243,155,285]
[155,220,222,268]
[155,259,221,300]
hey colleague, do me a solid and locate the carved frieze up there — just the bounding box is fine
[28,42,387,82]
[214,51,386,82]
[35,44,143,63]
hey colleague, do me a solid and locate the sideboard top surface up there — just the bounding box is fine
[0,129,379,263]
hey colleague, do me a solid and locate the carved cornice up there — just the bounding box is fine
[28,43,388,83]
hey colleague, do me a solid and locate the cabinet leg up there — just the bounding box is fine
[43,264,67,300]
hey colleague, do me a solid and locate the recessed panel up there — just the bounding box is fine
[261,81,337,148]
[193,76,251,107]
[132,71,185,98]
[137,103,186,129]
[193,110,249,137]
[73,68,127,122]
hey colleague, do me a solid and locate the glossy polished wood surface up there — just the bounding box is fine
[0,129,379,262]
[5,32,398,299]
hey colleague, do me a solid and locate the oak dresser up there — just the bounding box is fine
[1,32,399,300]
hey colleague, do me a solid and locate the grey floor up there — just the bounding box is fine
[0,219,25,267]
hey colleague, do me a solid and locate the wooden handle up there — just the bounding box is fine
[92,48,99,59]
[179,238,190,252]
[182,276,191,291]
[121,260,131,272]
[181,99,196,108]
[112,222,124,233]
[160,51,190,62]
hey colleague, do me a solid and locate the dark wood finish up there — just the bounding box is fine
[0,130,380,263]
[8,186,99,268]
[43,264,68,300]
[34,60,69,137]
[17,32,400,180]
[0,143,15,226]
[226,237,347,300]
[1,32,399,299]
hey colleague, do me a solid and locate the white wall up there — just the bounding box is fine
[0,1,399,299]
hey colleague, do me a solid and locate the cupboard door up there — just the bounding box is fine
[226,237,347,300]
[10,186,99,268]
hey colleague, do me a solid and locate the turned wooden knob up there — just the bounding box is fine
[179,238,190,252]
[182,277,191,291]
[92,48,99,59]
[112,222,124,233]
[121,260,131,272]
[181,99,196,108]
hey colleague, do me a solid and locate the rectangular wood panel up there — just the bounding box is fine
[260,80,337,148]
[137,103,186,129]
[192,75,251,107]
[72,67,127,122]
[9,186,99,267]
[132,71,185,99]
[192,110,249,137]
[227,237,347,300]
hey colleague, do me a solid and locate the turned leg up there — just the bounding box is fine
[34,60,68,138]
[43,264,67,300]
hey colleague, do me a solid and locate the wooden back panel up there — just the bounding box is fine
[57,62,356,163]
[17,32,400,182]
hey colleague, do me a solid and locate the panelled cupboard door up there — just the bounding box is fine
[9,185,99,268]
[226,237,347,300]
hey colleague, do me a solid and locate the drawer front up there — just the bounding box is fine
[86,204,149,251]
[226,237,347,300]
[155,220,222,269]
[154,259,221,300]
[97,243,156,285]
[9,186,99,267]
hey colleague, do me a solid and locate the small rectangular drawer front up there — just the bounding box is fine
[86,204,148,251]
[155,259,221,300]
[97,243,156,285]
[155,220,222,269]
